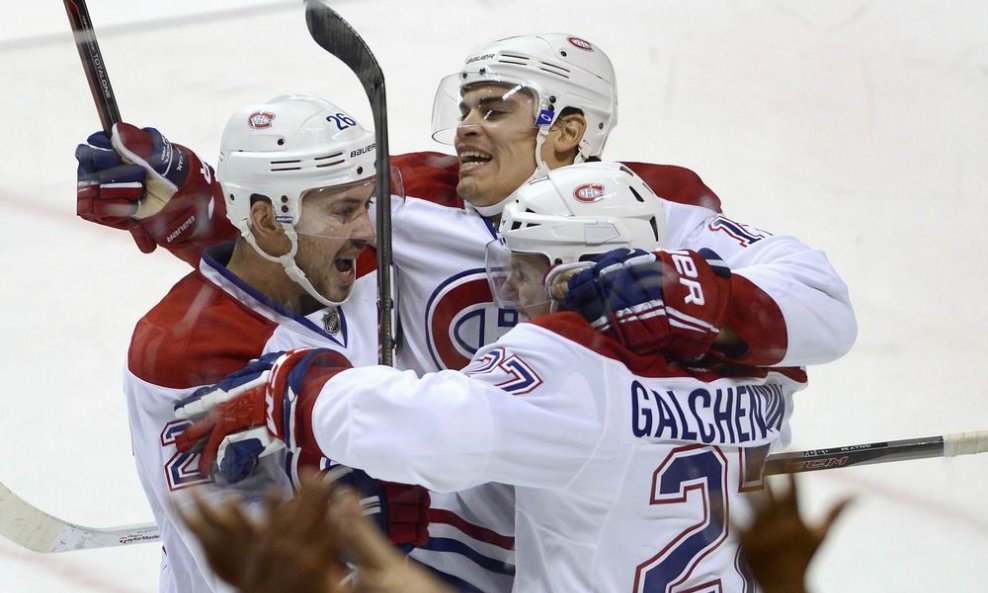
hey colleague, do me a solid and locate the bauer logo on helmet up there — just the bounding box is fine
[350,143,376,158]
[466,53,496,64]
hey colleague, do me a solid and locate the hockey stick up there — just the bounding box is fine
[0,481,159,553]
[305,0,396,366]
[63,0,121,132]
[3,430,985,552]
[763,430,988,475]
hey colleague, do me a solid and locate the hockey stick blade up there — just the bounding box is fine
[764,430,988,475]
[63,0,121,132]
[305,0,396,366]
[0,481,159,552]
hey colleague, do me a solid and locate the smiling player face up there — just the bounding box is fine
[454,83,540,208]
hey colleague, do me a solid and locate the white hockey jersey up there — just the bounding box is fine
[306,311,806,593]
[124,245,377,593]
[145,152,854,592]
[380,152,853,591]
[387,153,855,373]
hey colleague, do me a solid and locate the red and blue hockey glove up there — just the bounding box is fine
[175,349,430,547]
[565,248,733,361]
[75,123,228,264]
[174,351,287,482]
[337,471,432,549]
[174,348,348,481]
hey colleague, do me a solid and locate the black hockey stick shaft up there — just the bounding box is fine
[63,0,121,132]
[764,434,950,475]
[305,0,395,366]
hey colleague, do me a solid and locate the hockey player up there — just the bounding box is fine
[174,162,808,593]
[76,33,855,592]
[77,33,855,371]
[80,94,428,593]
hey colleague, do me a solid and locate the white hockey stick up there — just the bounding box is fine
[0,481,159,553]
[2,430,986,553]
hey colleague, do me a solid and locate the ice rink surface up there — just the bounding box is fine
[1,1,986,591]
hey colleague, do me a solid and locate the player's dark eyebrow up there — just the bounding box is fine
[459,94,518,112]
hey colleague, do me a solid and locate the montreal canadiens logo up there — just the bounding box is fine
[568,37,593,51]
[247,111,275,129]
[574,183,606,202]
[426,270,518,370]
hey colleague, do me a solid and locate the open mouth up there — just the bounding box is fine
[459,150,493,168]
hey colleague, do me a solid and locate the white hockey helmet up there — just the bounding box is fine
[219,94,376,232]
[217,94,377,307]
[432,33,617,163]
[486,161,665,311]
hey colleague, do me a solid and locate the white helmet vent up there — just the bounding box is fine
[497,52,529,65]
[509,209,541,232]
[315,152,346,168]
[269,151,346,172]
[538,62,570,79]
[495,51,572,80]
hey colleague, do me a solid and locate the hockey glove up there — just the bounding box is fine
[340,472,432,550]
[75,123,228,264]
[565,248,732,361]
[175,348,353,481]
[175,350,431,548]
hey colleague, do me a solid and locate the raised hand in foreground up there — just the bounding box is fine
[179,468,452,593]
[739,474,852,593]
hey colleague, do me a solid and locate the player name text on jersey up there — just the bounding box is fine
[630,381,787,445]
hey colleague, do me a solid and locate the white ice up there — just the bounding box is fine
[1,1,986,592]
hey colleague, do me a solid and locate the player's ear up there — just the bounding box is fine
[248,196,278,234]
[555,112,587,151]
[248,196,291,253]
[543,112,587,167]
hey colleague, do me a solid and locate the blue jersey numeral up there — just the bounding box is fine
[634,445,758,592]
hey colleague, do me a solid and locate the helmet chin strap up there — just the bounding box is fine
[471,194,517,217]
[244,226,350,309]
[533,126,554,178]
